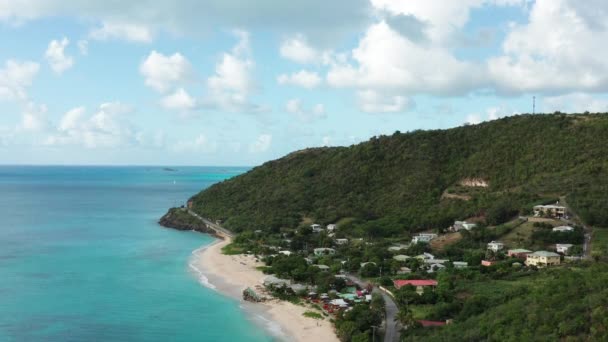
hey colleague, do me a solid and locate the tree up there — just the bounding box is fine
[396,307,419,330]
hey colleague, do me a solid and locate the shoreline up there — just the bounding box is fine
[189,236,339,342]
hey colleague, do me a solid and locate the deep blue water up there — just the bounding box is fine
[0,166,271,342]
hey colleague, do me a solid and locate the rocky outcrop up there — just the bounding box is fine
[159,208,218,236]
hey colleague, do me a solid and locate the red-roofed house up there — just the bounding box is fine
[418,320,447,327]
[394,279,438,294]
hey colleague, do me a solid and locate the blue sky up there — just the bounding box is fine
[2,0,608,165]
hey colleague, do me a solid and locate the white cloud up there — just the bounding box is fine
[19,102,50,132]
[277,70,321,89]
[77,40,88,55]
[160,88,197,111]
[0,59,40,101]
[46,102,139,148]
[327,21,484,95]
[204,31,262,112]
[172,134,218,153]
[285,98,327,122]
[279,35,321,64]
[543,93,608,113]
[45,37,74,74]
[140,50,194,93]
[357,89,411,113]
[249,134,272,153]
[464,105,517,125]
[89,21,153,43]
[489,0,608,94]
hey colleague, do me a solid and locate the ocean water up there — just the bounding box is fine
[0,166,272,342]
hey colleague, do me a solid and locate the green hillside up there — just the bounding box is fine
[187,113,608,235]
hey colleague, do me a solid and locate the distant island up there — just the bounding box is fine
[162,113,608,342]
[163,167,178,172]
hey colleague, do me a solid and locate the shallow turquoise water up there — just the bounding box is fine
[0,166,271,342]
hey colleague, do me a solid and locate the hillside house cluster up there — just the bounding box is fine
[311,223,339,233]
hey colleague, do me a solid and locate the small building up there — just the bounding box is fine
[327,224,337,232]
[534,204,567,218]
[452,261,468,269]
[279,250,292,256]
[556,244,574,254]
[451,221,477,232]
[412,233,438,244]
[393,255,410,262]
[313,264,330,270]
[397,267,412,274]
[416,252,435,261]
[388,244,409,252]
[334,238,349,245]
[393,279,438,294]
[427,263,446,273]
[481,260,497,267]
[487,241,505,252]
[525,251,561,267]
[507,248,532,259]
[553,225,574,233]
[263,275,290,288]
[424,259,447,265]
[311,224,324,233]
[313,248,335,256]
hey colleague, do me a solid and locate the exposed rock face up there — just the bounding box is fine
[459,178,489,187]
[159,208,218,236]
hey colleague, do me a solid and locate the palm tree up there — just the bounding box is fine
[395,307,419,330]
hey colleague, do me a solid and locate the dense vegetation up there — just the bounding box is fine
[187,113,608,235]
[404,263,608,341]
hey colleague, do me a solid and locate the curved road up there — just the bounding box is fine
[186,209,234,238]
[347,274,401,342]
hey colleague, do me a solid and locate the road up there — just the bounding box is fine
[186,209,234,238]
[346,274,401,342]
[559,196,592,258]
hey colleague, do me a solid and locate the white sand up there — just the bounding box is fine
[192,237,339,342]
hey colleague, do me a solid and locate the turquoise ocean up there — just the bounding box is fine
[0,166,272,342]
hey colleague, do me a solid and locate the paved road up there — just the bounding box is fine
[346,274,401,342]
[186,209,234,238]
[559,197,592,258]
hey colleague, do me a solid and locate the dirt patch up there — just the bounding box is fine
[430,232,463,251]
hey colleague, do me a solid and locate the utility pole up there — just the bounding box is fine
[533,96,536,114]
[371,325,379,342]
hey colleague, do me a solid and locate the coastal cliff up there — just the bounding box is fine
[159,208,219,236]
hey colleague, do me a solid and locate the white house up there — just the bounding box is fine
[452,221,477,232]
[311,224,324,233]
[534,204,567,218]
[487,241,505,252]
[423,259,448,265]
[412,233,438,244]
[279,250,292,256]
[427,263,446,273]
[556,243,574,254]
[453,261,468,269]
[553,226,574,232]
[397,267,412,274]
[327,224,337,232]
[393,255,410,262]
[415,252,435,261]
[388,243,409,252]
[313,248,335,256]
[334,238,349,245]
[313,264,330,270]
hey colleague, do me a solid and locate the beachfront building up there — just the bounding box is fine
[263,275,290,288]
[526,251,561,267]
[412,233,438,244]
[553,225,575,232]
[487,241,505,252]
[394,279,438,295]
[534,204,567,218]
[451,221,477,232]
[508,249,532,258]
[313,248,335,256]
[556,244,574,254]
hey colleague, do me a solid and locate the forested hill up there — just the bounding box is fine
[186,113,608,235]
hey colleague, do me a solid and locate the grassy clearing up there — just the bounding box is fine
[410,305,434,319]
[500,221,536,247]
[221,243,245,255]
[303,311,323,319]
[592,229,608,257]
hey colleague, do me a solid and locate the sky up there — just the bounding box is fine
[2,0,608,165]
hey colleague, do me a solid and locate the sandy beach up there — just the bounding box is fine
[191,237,339,342]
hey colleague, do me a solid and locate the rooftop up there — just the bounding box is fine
[394,279,438,288]
[529,251,560,257]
